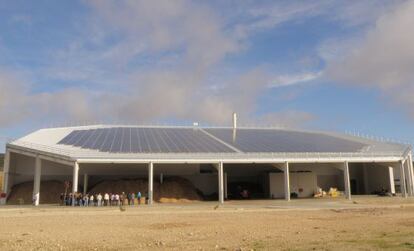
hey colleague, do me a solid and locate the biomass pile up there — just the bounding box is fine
[89,177,202,203]
[6,177,202,204]
[7,180,64,204]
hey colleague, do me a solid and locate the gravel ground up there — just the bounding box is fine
[0,197,414,250]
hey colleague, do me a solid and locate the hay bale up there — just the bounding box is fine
[7,180,64,205]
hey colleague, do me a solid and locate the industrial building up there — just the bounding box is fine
[1,115,414,206]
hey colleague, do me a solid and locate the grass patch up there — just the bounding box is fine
[250,240,266,250]
[402,242,414,249]
[342,232,414,250]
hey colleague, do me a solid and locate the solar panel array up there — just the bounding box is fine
[58,127,368,154]
[205,128,367,153]
[58,127,235,153]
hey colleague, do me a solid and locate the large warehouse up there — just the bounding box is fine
[1,118,414,206]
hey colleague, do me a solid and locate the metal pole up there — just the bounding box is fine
[72,162,79,206]
[400,160,407,198]
[2,150,10,195]
[33,157,42,206]
[343,161,351,200]
[284,162,290,201]
[83,174,88,195]
[218,162,224,204]
[148,162,153,205]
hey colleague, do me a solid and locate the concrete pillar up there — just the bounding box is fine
[409,154,414,197]
[404,160,412,196]
[217,162,224,204]
[83,174,88,194]
[400,160,407,198]
[284,162,290,201]
[1,150,10,194]
[388,167,396,194]
[148,162,153,205]
[224,172,228,200]
[72,162,79,206]
[343,161,351,200]
[33,157,42,206]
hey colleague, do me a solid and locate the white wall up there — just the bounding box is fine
[269,172,317,198]
[363,163,393,193]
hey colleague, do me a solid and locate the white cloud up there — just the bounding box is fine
[326,1,414,117]
[269,71,322,88]
[2,0,362,128]
[0,70,93,126]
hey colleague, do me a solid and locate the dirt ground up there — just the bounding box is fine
[0,196,414,251]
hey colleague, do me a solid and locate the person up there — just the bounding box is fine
[115,194,120,206]
[83,194,89,207]
[68,193,72,206]
[97,193,103,207]
[111,194,115,206]
[119,192,125,206]
[127,192,132,205]
[90,194,94,207]
[137,191,142,205]
[32,193,39,205]
[60,193,64,206]
[78,193,83,206]
[104,193,109,206]
[130,192,135,206]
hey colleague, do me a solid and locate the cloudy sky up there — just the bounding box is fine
[0,0,414,148]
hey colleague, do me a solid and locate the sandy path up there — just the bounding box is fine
[0,198,414,250]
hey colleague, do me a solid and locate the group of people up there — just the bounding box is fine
[60,192,144,206]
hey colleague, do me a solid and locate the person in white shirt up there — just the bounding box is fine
[83,194,89,207]
[97,193,103,207]
[111,194,115,206]
[104,193,110,206]
[90,194,94,206]
[115,194,120,206]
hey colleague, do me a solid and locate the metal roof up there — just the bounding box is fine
[6,125,410,162]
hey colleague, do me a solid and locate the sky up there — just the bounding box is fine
[0,0,414,150]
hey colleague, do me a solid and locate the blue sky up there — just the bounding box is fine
[0,0,414,150]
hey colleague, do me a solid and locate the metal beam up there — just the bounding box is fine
[400,160,407,198]
[83,174,88,195]
[388,166,395,194]
[1,150,11,195]
[405,157,413,197]
[283,162,290,201]
[75,157,403,165]
[343,161,351,200]
[72,162,79,206]
[148,162,153,205]
[217,162,224,204]
[33,157,42,206]
[409,153,414,197]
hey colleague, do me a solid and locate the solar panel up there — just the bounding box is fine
[205,128,367,153]
[57,127,236,153]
